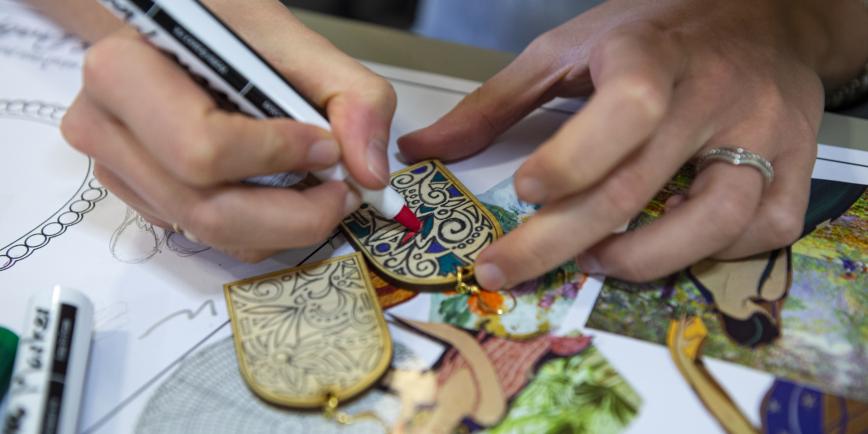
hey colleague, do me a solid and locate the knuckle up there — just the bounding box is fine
[306,212,337,241]
[92,164,110,182]
[707,190,752,240]
[60,109,93,154]
[523,243,558,274]
[82,37,129,90]
[600,170,651,221]
[765,207,804,246]
[499,242,553,285]
[171,125,221,185]
[527,30,556,53]
[613,259,659,283]
[699,56,738,84]
[266,121,305,163]
[539,151,591,192]
[371,77,397,107]
[615,73,667,120]
[291,215,332,245]
[183,199,224,244]
[751,84,788,117]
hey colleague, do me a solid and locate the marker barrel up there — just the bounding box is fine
[3,287,93,434]
[98,0,414,223]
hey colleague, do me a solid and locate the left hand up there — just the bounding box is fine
[399,0,868,287]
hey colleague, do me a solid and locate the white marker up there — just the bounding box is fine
[97,0,422,232]
[3,287,93,434]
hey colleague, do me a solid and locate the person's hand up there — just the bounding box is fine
[61,0,396,261]
[400,0,868,286]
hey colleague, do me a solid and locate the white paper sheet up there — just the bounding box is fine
[1,2,867,433]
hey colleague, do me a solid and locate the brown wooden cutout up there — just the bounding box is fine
[341,160,503,290]
[223,252,392,408]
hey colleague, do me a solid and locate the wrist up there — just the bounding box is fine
[785,0,868,88]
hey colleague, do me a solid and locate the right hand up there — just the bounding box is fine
[61,1,397,262]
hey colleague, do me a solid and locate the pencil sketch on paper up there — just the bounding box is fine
[110,207,210,264]
[0,99,107,271]
[94,302,129,332]
[138,299,218,340]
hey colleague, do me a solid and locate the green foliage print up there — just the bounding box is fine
[483,347,641,434]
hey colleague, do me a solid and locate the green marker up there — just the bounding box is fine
[0,326,18,400]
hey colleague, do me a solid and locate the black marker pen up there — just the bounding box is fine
[97,0,422,231]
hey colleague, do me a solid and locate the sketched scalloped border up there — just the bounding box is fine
[0,100,107,271]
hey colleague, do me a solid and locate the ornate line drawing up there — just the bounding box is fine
[109,207,209,264]
[224,252,392,408]
[0,99,107,271]
[342,160,503,290]
[138,299,218,340]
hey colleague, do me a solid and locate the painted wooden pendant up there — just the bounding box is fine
[223,252,392,408]
[342,160,503,291]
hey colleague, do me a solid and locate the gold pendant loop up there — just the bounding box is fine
[323,392,389,431]
[454,266,517,315]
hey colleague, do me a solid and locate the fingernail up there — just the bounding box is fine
[367,138,390,186]
[575,253,603,274]
[516,177,547,204]
[475,263,507,290]
[306,139,340,167]
[665,194,685,211]
[184,231,201,244]
[612,221,630,234]
[344,190,362,216]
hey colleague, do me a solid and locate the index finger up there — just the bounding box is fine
[83,33,341,187]
[514,24,684,204]
[473,85,713,289]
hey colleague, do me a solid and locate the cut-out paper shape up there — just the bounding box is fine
[371,271,418,309]
[668,316,756,434]
[431,176,588,338]
[224,252,392,408]
[386,318,638,434]
[342,160,503,290]
[669,317,868,434]
[686,248,791,348]
[761,379,868,434]
[587,177,868,401]
[0,100,107,271]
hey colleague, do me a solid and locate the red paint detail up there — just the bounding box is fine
[400,231,417,245]
[394,206,422,232]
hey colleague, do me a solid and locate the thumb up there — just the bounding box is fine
[398,44,572,163]
[326,80,397,189]
[212,2,398,189]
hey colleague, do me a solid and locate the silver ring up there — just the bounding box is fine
[695,147,774,185]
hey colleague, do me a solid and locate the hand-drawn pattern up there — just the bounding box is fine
[224,253,392,408]
[109,207,209,264]
[0,100,107,271]
[342,160,502,289]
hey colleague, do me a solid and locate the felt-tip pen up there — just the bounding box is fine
[97,0,421,231]
[3,287,93,434]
